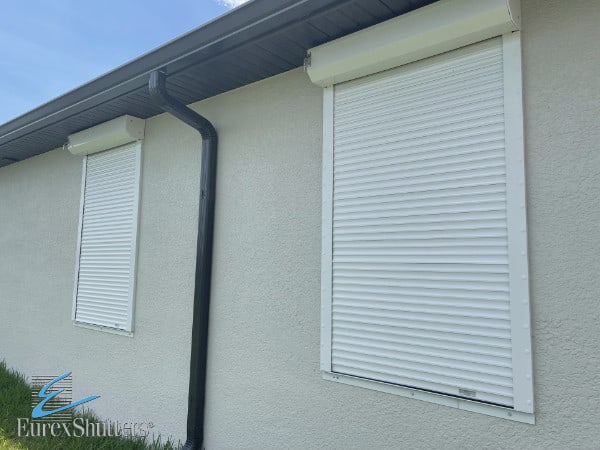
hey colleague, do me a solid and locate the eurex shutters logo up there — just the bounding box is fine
[18,370,154,439]
[31,372,100,420]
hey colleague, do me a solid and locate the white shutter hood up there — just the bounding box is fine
[306,0,520,87]
[67,115,145,156]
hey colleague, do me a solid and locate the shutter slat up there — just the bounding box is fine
[332,222,508,237]
[331,363,513,405]
[76,307,129,320]
[77,272,130,281]
[336,153,506,187]
[330,37,514,407]
[336,94,504,143]
[332,356,513,394]
[336,99,504,146]
[333,262,508,275]
[335,114,504,152]
[78,285,130,296]
[336,83,503,133]
[75,312,128,329]
[334,276,508,293]
[335,43,502,98]
[83,198,135,212]
[335,131,505,165]
[334,270,508,284]
[334,315,510,340]
[334,321,512,350]
[80,228,137,239]
[334,175,506,202]
[334,178,506,204]
[334,189,507,216]
[333,285,509,303]
[333,329,512,359]
[334,204,508,227]
[76,295,130,308]
[333,343,513,377]
[333,299,509,320]
[335,146,506,180]
[334,163,506,194]
[333,307,510,331]
[334,236,508,249]
[335,57,502,109]
[79,252,132,260]
[81,224,135,234]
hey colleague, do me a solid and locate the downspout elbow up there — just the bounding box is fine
[149,70,217,141]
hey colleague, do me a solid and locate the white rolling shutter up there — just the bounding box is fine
[325,37,532,411]
[74,142,141,332]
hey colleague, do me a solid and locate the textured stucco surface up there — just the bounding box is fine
[1,0,599,447]
[0,107,203,443]
[201,1,600,448]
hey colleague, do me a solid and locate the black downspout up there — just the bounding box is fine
[149,70,217,450]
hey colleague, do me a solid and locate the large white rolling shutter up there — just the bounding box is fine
[74,142,141,332]
[327,37,528,410]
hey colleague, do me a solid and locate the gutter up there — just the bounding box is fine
[149,70,217,450]
[0,0,361,165]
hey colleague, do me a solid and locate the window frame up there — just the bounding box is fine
[71,141,143,336]
[320,32,534,423]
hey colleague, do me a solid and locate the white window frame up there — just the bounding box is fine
[320,32,534,423]
[72,142,143,336]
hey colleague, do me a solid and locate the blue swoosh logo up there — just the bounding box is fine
[31,371,100,419]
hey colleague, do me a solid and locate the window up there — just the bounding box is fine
[319,33,534,422]
[73,141,142,333]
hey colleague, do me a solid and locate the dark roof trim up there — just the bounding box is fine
[0,1,321,143]
[0,0,437,167]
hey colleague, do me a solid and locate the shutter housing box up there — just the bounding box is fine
[67,115,145,156]
[306,0,520,87]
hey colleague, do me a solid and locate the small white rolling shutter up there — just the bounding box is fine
[74,142,141,332]
[327,37,529,409]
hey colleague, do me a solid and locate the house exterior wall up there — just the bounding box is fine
[0,108,204,442]
[200,0,600,448]
[0,0,598,448]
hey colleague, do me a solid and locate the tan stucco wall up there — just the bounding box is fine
[1,0,599,447]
